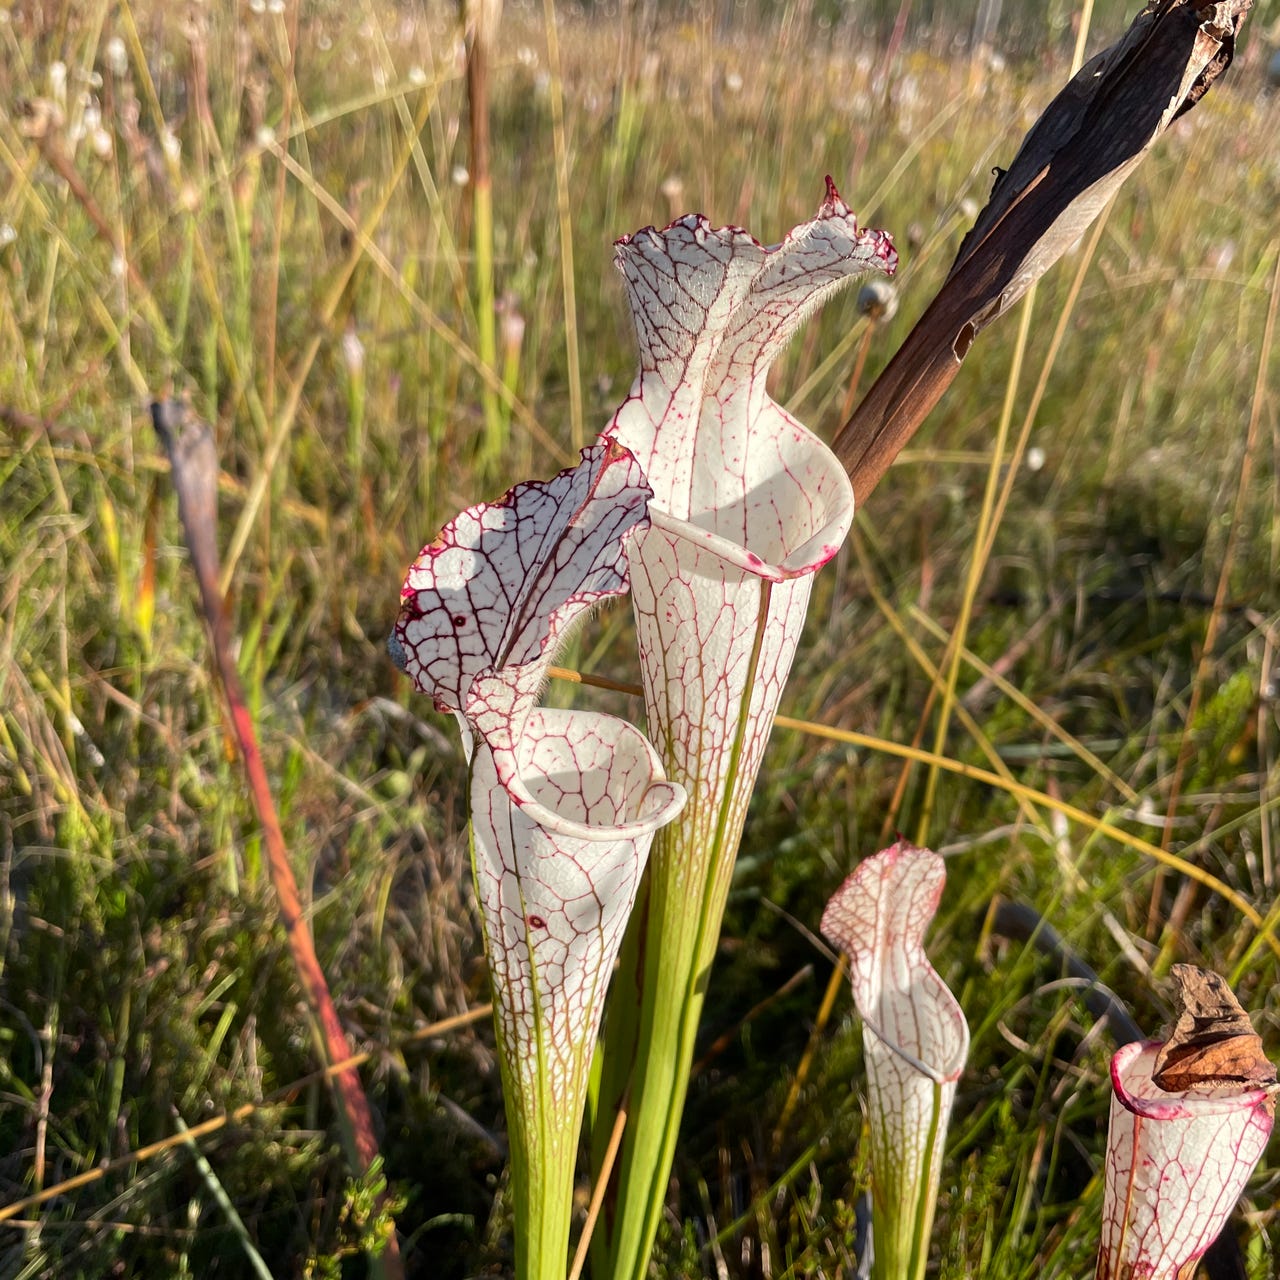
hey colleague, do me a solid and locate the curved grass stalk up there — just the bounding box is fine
[552,665,1279,958]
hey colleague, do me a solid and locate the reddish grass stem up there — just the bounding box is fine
[152,400,403,1278]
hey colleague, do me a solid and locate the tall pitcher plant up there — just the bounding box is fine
[591,181,896,1278]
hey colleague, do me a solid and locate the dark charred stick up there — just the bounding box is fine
[836,0,1252,505]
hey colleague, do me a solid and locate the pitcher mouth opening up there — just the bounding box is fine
[1111,1040,1278,1119]
[489,708,687,842]
[646,505,848,582]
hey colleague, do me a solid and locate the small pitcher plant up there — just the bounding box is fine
[821,841,970,1280]
[1096,966,1276,1280]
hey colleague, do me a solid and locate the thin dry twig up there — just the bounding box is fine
[0,403,91,449]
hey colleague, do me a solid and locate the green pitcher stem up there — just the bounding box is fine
[591,582,771,1280]
[590,870,706,1279]
[870,1077,945,1280]
[503,1083,576,1280]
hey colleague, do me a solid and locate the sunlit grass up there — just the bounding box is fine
[1,0,1278,1275]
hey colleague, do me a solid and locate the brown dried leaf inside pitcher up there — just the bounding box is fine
[1151,964,1276,1094]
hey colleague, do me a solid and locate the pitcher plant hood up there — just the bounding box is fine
[607,175,895,579]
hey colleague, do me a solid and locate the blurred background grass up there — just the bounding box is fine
[2,0,1279,1275]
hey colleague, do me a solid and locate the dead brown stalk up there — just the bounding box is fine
[836,0,1253,504]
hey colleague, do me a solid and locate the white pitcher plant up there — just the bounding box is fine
[394,181,895,1279]
[1096,966,1277,1280]
[590,181,897,1278]
[390,439,686,1279]
[1096,1041,1274,1280]
[821,840,970,1280]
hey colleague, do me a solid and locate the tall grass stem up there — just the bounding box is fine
[916,289,1033,843]
[465,0,505,469]
[542,0,585,453]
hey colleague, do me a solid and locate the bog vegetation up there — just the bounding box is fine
[1,1,1279,1276]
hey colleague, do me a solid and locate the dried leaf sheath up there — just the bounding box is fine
[834,0,1254,502]
[1152,964,1277,1094]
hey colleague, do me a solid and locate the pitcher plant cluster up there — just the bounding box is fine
[390,186,1275,1278]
